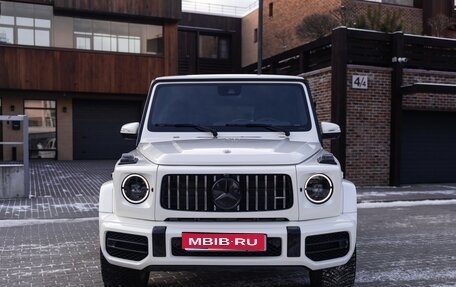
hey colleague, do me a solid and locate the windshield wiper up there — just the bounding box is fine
[155,123,218,138]
[225,123,290,136]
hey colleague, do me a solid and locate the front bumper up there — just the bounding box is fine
[99,212,356,271]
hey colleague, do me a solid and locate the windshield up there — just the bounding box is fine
[148,82,312,133]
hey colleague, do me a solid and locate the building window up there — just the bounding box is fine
[0,1,52,46]
[269,2,274,17]
[198,34,230,60]
[254,28,258,43]
[72,18,163,54]
[24,100,57,159]
[0,1,163,55]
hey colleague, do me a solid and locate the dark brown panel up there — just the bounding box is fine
[164,23,178,75]
[180,13,241,32]
[53,0,181,20]
[0,45,165,94]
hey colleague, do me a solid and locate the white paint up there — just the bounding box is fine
[358,199,456,209]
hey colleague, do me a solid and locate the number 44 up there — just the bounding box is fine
[352,75,368,89]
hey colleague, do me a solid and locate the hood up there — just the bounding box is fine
[137,138,320,165]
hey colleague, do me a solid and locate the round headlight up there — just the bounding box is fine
[304,174,333,204]
[121,174,150,204]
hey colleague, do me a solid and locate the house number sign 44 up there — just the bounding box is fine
[352,75,368,89]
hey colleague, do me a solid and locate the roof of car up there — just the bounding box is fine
[154,74,304,81]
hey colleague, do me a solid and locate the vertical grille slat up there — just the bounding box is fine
[185,175,189,211]
[177,175,180,210]
[213,175,217,211]
[255,175,259,211]
[195,175,198,211]
[161,174,292,212]
[283,175,286,209]
[237,175,241,211]
[204,176,208,211]
[167,176,171,209]
[246,175,250,211]
[274,175,277,210]
[264,175,268,210]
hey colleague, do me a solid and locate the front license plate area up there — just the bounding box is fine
[182,232,266,251]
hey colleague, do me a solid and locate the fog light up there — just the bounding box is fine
[304,174,333,204]
[121,174,150,204]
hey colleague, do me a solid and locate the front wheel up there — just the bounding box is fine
[309,249,356,287]
[100,250,149,287]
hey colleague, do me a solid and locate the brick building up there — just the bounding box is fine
[243,0,455,66]
[244,0,456,186]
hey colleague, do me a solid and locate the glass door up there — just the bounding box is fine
[24,100,57,159]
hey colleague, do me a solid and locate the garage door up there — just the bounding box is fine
[400,111,456,184]
[73,100,142,160]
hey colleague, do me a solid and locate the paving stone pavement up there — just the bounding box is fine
[0,219,101,287]
[1,161,456,286]
[0,160,115,220]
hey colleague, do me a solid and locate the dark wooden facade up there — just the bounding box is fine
[4,0,182,20]
[178,13,242,75]
[0,45,168,95]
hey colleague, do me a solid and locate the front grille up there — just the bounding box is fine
[171,237,282,257]
[305,232,350,261]
[161,174,293,212]
[106,232,148,261]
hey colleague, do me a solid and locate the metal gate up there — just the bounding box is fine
[73,100,142,160]
[400,111,456,184]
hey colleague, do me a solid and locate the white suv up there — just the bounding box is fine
[99,75,357,287]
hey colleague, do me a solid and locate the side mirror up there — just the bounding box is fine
[120,122,139,140]
[321,122,341,139]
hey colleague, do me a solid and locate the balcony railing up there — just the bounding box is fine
[182,0,258,17]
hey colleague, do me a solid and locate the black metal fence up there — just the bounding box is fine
[243,27,456,74]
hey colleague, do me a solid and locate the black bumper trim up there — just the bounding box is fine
[287,226,301,257]
[152,226,167,257]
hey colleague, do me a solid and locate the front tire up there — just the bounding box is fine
[309,249,356,287]
[100,250,149,287]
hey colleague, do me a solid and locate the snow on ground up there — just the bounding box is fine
[357,190,456,199]
[52,202,98,212]
[0,217,97,228]
[0,202,98,213]
[357,199,456,209]
[39,268,73,275]
[356,268,456,283]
